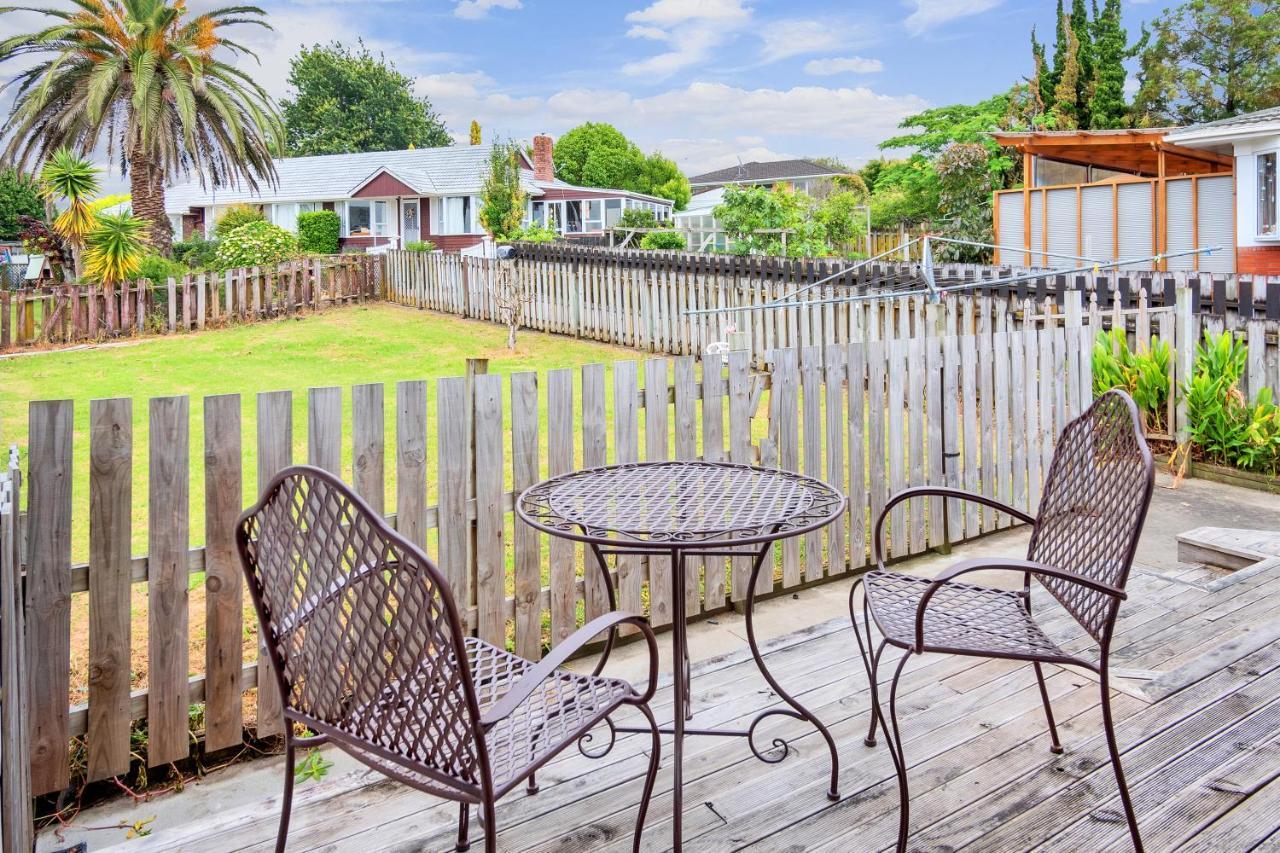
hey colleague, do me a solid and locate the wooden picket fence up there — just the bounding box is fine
[0,254,382,350]
[2,319,1095,798]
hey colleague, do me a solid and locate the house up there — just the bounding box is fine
[992,108,1280,275]
[686,159,850,196]
[164,135,674,253]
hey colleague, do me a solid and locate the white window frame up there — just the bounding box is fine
[1258,149,1278,238]
[434,195,481,235]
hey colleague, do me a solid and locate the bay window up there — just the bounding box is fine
[1259,152,1277,237]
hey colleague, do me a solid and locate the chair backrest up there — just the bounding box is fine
[236,466,484,792]
[1027,390,1154,644]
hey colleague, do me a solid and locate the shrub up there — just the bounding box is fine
[1182,330,1280,473]
[83,212,148,287]
[515,225,559,244]
[1091,329,1171,432]
[639,230,686,250]
[617,208,658,230]
[405,240,437,252]
[214,221,301,270]
[172,235,219,270]
[135,253,188,283]
[213,204,265,239]
[297,210,340,255]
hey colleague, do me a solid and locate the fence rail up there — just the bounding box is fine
[0,254,382,351]
[7,320,1093,795]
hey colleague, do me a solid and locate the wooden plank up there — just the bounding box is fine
[1023,327,1042,514]
[438,378,469,604]
[395,380,429,548]
[847,341,868,568]
[942,334,962,543]
[0,447,32,853]
[907,335,926,553]
[25,399,73,793]
[254,390,291,738]
[644,357,672,626]
[674,356,701,613]
[701,356,727,608]
[925,335,945,547]
[992,332,1013,528]
[614,360,645,625]
[960,335,980,538]
[887,339,907,557]
[867,340,888,561]
[547,368,576,644]
[511,372,542,660]
[727,351,756,599]
[772,348,801,587]
[978,332,998,533]
[202,394,243,754]
[580,364,609,622]
[823,344,846,574]
[147,395,190,767]
[473,373,505,648]
[307,386,342,475]
[87,398,132,780]
[1009,331,1029,515]
[351,384,385,514]
[801,347,824,581]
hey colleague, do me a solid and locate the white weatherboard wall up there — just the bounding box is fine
[1234,134,1280,249]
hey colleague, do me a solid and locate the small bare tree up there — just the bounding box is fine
[490,259,532,350]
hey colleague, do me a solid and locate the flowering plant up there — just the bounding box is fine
[214,220,301,271]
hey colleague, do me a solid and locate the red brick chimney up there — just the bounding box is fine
[532,133,555,182]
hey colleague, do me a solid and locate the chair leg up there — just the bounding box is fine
[526,771,539,795]
[275,734,296,853]
[865,641,887,747]
[1100,667,1144,853]
[850,578,883,748]
[885,651,913,853]
[482,800,498,853]
[1033,662,1064,754]
[632,704,663,853]
[455,802,471,852]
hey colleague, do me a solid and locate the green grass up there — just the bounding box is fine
[1,302,644,562]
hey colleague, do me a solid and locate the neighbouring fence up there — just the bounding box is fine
[3,323,1093,796]
[1,448,32,852]
[0,254,382,351]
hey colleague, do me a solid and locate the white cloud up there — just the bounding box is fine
[804,55,884,75]
[903,0,1003,36]
[757,19,852,63]
[453,0,522,20]
[415,71,495,101]
[622,0,752,77]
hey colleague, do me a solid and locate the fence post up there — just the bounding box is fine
[1,446,33,853]
[1175,284,1195,443]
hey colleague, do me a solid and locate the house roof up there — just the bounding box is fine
[165,144,674,214]
[164,145,540,214]
[1165,106,1280,146]
[687,159,848,187]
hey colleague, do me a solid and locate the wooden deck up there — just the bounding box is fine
[50,556,1280,853]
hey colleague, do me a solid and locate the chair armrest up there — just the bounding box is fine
[480,612,658,727]
[913,557,1127,652]
[873,487,1036,564]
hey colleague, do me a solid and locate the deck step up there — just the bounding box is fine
[1176,527,1280,571]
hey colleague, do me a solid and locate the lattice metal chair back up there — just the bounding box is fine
[850,390,1154,853]
[238,466,663,853]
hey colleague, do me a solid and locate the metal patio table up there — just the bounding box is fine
[517,460,847,851]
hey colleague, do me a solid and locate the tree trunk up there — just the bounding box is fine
[128,141,173,256]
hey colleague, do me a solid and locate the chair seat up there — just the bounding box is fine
[863,570,1069,661]
[348,637,634,795]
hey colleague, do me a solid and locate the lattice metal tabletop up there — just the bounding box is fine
[516,460,845,550]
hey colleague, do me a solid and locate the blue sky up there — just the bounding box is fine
[2,0,1180,176]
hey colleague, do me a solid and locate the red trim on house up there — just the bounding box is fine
[353,171,418,198]
[1237,246,1280,275]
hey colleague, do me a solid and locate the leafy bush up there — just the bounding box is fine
[214,221,301,271]
[172,235,219,269]
[405,240,437,252]
[515,225,559,244]
[639,230,686,250]
[297,210,340,254]
[135,253,188,283]
[1091,329,1171,432]
[0,168,44,241]
[1182,330,1280,473]
[213,204,265,239]
[617,208,658,230]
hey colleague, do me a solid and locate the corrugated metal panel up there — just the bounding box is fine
[1046,188,1078,264]
[998,193,1026,266]
[1164,179,1195,271]
[1081,185,1114,261]
[1029,191,1045,267]
[1117,182,1154,270]
[1196,175,1235,274]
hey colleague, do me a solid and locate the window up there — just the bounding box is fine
[343,200,390,238]
[438,196,475,235]
[605,199,622,228]
[565,201,582,233]
[268,202,319,233]
[1259,152,1277,237]
[585,200,603,231]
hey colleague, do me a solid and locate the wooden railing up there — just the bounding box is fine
[0,254,382,350]
[6,322,1095,795]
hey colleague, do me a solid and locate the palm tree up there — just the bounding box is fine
[1,0,284,254]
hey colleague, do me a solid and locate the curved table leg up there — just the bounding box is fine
[744,543,841,801]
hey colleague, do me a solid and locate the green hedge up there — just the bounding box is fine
[639,230,686,250]
[297,210,340,254]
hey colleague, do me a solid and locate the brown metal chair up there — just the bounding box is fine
[237,466,662,853]
[850,389,1154,853]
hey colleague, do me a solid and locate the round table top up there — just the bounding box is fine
[516,460,846,549]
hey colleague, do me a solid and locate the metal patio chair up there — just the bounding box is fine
[237,466,662,853]
[850,390,1154,853]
